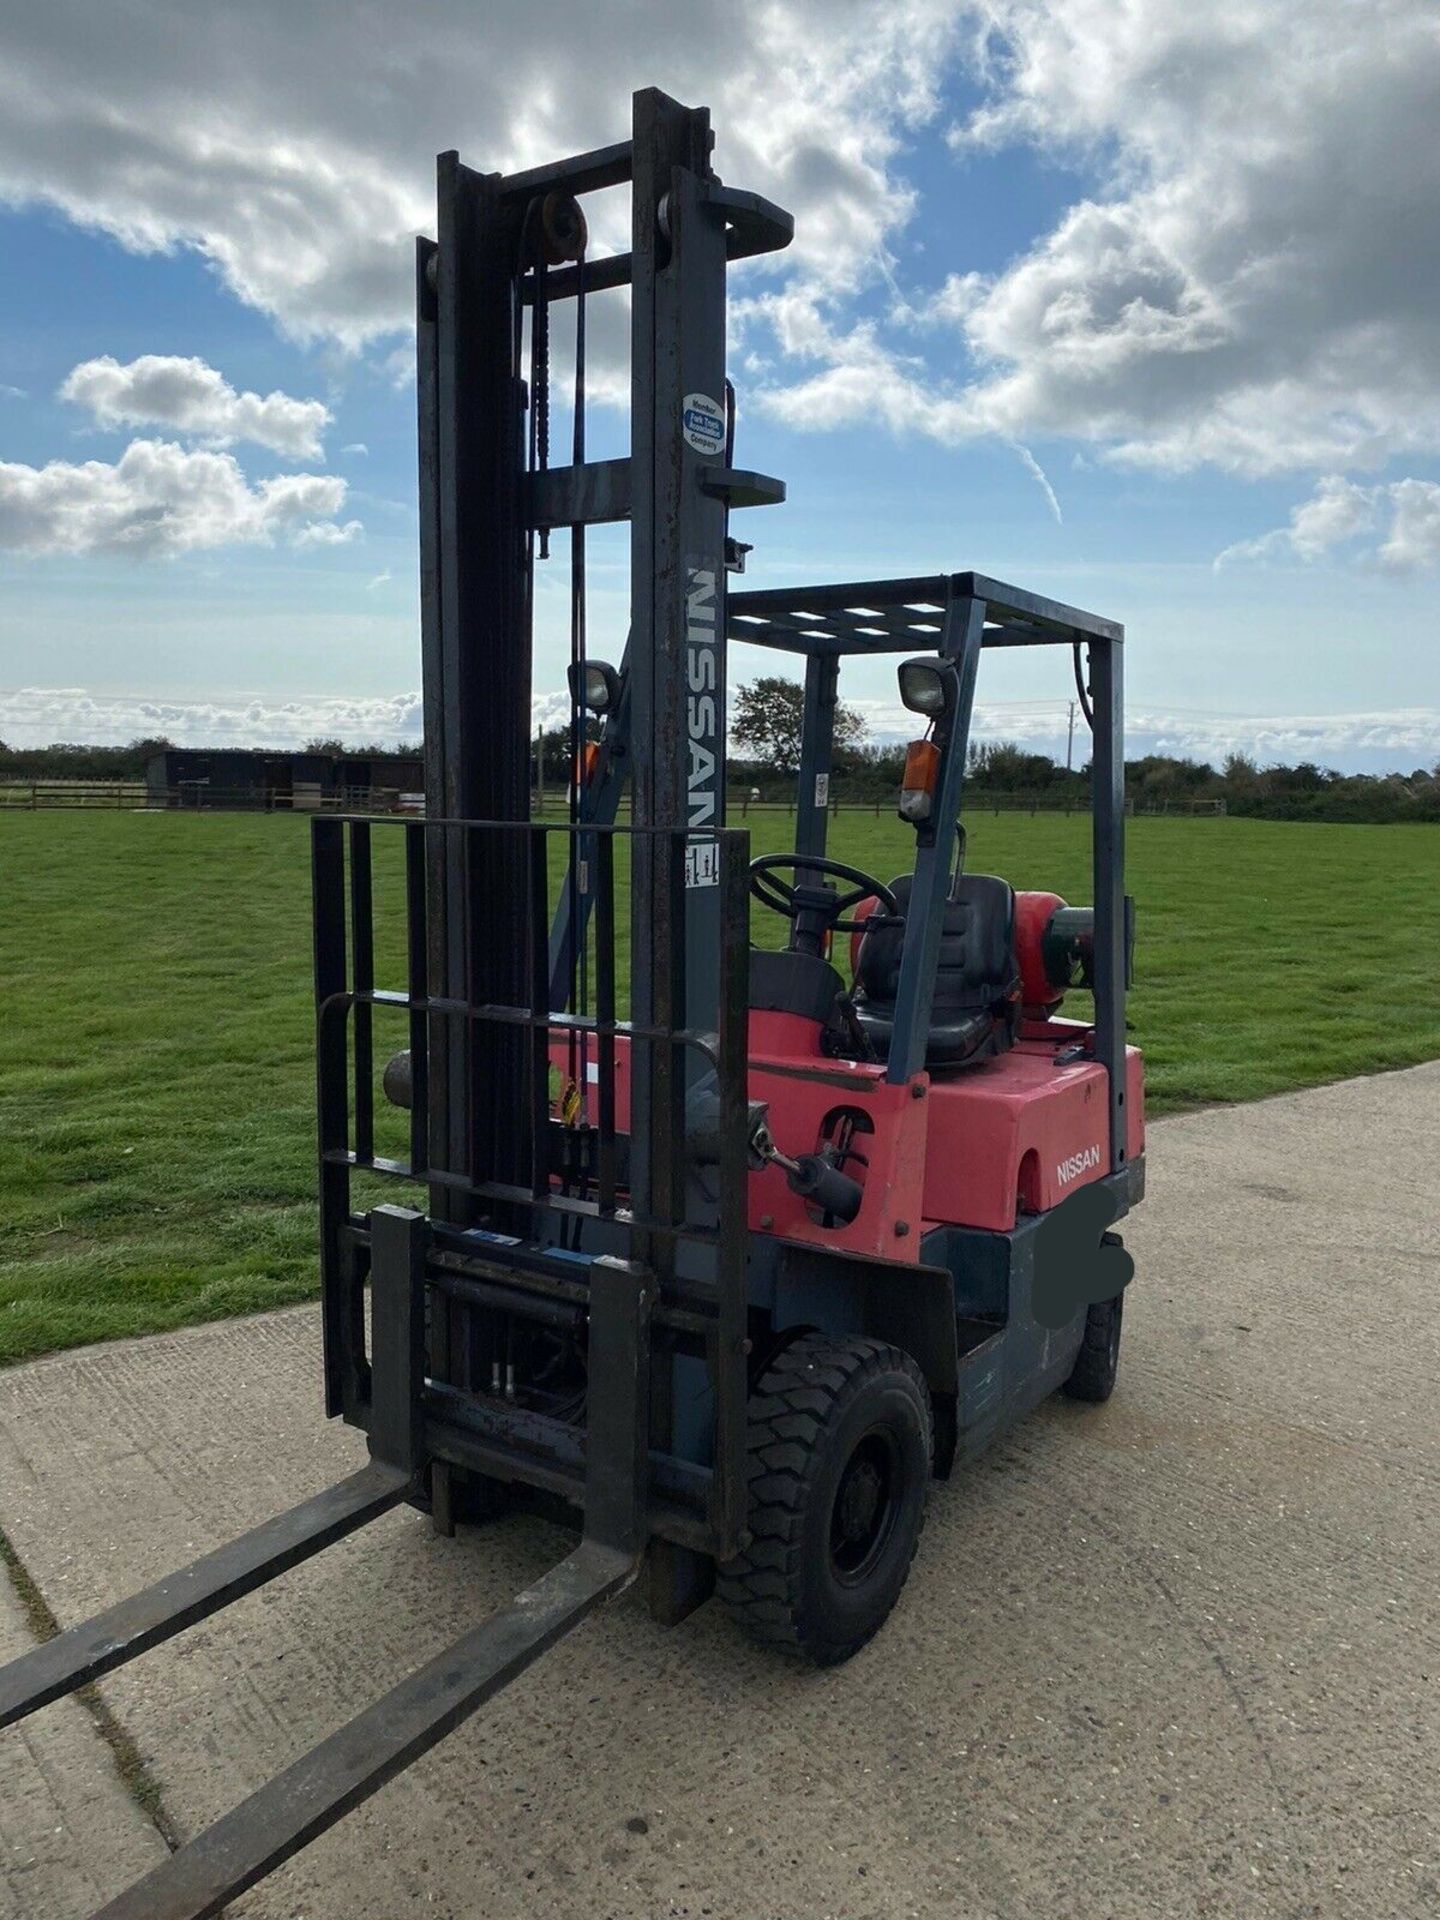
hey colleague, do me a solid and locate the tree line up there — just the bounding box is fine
[5,696,1438,825]
[728,676,1440,824]
[0,736,180,782]
[732,742,1440,824]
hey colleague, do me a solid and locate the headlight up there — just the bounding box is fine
[568,659,621,716]
[896,656,955,718]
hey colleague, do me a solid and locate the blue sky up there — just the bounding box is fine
[2,1,1437,772]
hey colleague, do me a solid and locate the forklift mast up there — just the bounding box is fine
[415,87,788,1230]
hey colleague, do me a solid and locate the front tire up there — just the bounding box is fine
[718,1334,932,1666]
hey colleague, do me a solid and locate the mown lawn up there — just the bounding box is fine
[1,809,1436,1365]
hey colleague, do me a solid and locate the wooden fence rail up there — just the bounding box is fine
[2,783,1225,819]
[0,783,424,813]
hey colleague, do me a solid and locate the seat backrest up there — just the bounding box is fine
[854,872,1018,1011]
[748,946,847,1023]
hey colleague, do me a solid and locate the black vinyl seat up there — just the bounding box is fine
[748,946,847,1026]
[851,873,1020,1068]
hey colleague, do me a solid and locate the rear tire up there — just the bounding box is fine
[1062,1292,1124,1403]
[718,1334,931,1666]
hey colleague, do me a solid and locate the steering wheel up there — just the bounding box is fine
[748,854,899,933]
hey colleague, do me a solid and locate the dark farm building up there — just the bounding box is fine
[145,748,424,810]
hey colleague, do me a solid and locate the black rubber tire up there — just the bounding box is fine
[1062,1292,1124,1403]
[717,1334,932,1666]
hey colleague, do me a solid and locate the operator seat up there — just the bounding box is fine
[851,873,1020,1068]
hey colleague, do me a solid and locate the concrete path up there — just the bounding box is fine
[1,1063,1436,1920]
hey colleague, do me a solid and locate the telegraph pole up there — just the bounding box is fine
[1065,698,1076,777]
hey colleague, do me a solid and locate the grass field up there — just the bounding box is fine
[2,809,1437,1367]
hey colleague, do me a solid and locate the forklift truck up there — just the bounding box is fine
[0,87,1143,1919]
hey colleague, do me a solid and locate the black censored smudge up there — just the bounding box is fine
[1031,1181,1135,1332]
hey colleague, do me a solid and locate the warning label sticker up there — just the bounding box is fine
[684,840,719,889]
[681,392,726,456]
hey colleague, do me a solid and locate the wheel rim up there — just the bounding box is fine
[829,1426,901,1584]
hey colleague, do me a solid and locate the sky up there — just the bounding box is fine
[1,0,1437,774]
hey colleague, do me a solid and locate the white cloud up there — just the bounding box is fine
[744,0,1440,568]
[0,1,961,349]
[0,686,424,750]
[6,0,1439,581]
[1010,443,1061,523]
[1283,479,1378,561]
[1121,709,1440,772]
[0,439,353,558]
[531,688,576,735]
[941,0,1440,477]
[1217,475,1440,572]
[0,684,562,750]
[857,695,1440,773]
[380,346,416,390]
[8,357,355,561]
[341,442,368,456]
[1379,479,1440,573]
[291,516,361,547]
[60,355,330,458]
[749,295,942,435]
